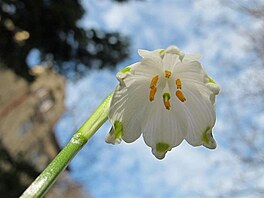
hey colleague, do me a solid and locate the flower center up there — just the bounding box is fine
[149,71,186,110]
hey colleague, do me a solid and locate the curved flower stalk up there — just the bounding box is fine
[106,46,220,159]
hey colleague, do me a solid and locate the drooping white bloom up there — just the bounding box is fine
[106,46,220,160]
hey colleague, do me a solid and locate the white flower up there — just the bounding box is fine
[106,46,220,160]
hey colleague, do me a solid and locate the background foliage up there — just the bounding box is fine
[0,0,130,81]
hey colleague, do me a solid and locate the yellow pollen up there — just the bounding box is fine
[150,75,159,88]
[176,79,182,89]
[176,90,186,102]
[149,87,157,101]
[165,70,171,79]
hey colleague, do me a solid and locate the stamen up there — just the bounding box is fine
[165,70,171,79]
[163,93,171,110]
[176,79,182,89]
[150,75,159,88]
[176,90,186,102]
[149,87,157,101]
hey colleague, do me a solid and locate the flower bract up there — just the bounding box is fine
[106,46,220,159]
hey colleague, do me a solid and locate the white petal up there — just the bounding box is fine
[108,74,150,143]
[183,54,202,62]
[105,126,122,145]
[162,53,181,71]
[165,46,185,61]
[115,62,141,90]
[174,61,208,86]
[180,83,217,148]
[165,45,181,55]
[138,49,151,57]
[196,83,217,106]
[206,82,220,95]
[196,78,220,106]
[139,53,163,75]
[138,49,163,58]
[142,91,188,159]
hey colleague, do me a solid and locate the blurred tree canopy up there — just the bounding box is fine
[0,0,130,81]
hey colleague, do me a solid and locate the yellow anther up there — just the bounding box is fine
[176,90,186,102]
[163,93,171,110]
[149,87,157,102]
[165,70,171,79]
[176,79,182,89]
[150,75,159,88]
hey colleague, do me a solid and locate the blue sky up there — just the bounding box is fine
[55,0,263,197]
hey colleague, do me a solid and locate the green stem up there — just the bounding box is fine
[21,93,113,198]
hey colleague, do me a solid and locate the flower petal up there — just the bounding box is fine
[174,61,208,86]
[142,92,188,159]
[196,83,217,106]
[183,53,201,62]
[138,49,151,57]
[139,53,163,75]
[165,45,181,54]
[108,72,150,143]
[138,49,162,58]
[162,53,181,71]
[206,82,220,95]
[105,121,123,145]
[180,82,217,148]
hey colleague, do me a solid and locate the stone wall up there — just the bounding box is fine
[0,68,86,198]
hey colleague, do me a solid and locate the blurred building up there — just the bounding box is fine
[0,67,85,198]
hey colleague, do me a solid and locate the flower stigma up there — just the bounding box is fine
[163,93,171,110]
